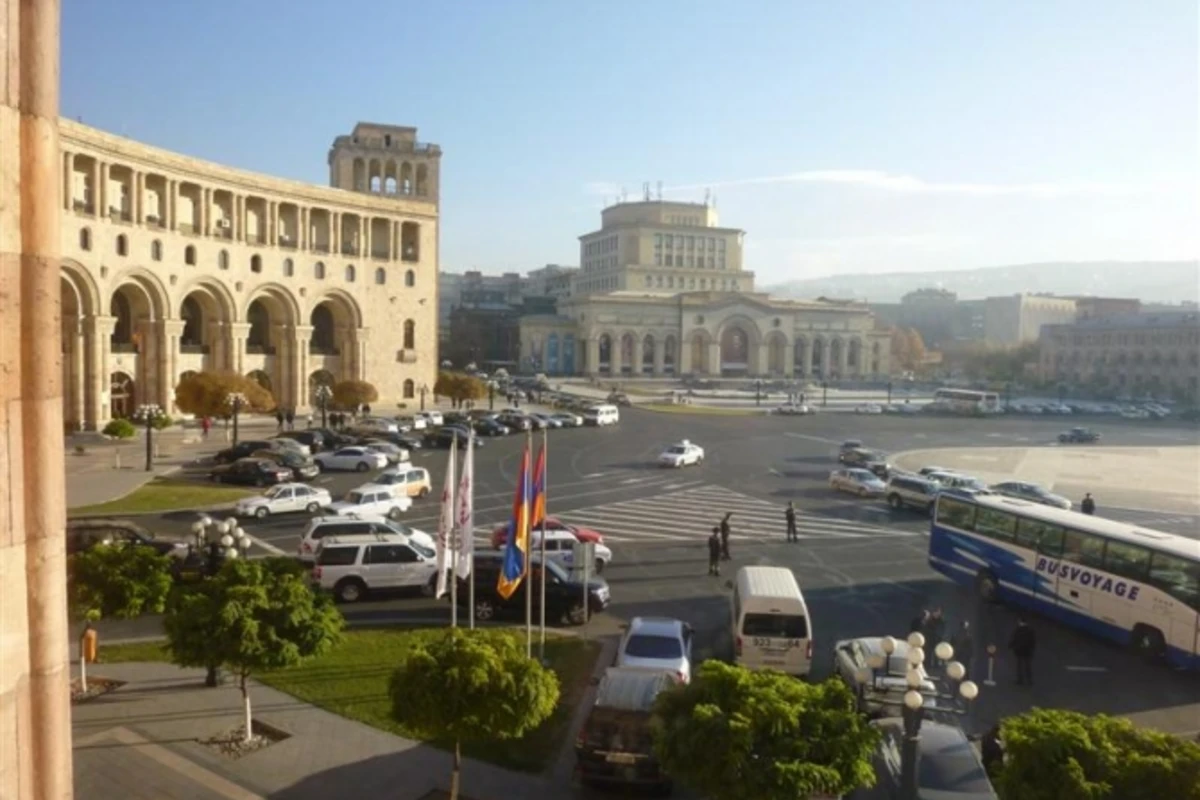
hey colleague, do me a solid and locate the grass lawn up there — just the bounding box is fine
[99,627,602,774]
[70,478,256,515]
[641,403,767,416]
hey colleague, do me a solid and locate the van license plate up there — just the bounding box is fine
[606,753,637,765]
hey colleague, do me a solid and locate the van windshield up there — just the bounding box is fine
[742,613,808,639]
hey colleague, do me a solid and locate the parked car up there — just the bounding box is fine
[213,440,278,463]
[832,636,937,716]
[235,482,333,519]
[462,552,609,626]
[490,517,604,549]
[575,668,676,792]
[362,439,410,465]
[550,412,584,427]
[367,466,433,499]
[250,448,320,481]
[297,515,434,562]
[209,457,293,487]
[853,718,999,799]
[65,518,189,559]
[616,617,694,684]
[885,473,940,513]
[423,426,484,449]
[1059,427,1101,444]
[839,448,891,478]
[325,486,412,520]
[774,403,813,415]
[472,417,511,436]
[416,410,444,426]
[496,411,532,431]
[829,468,887,497]
[529,412,562,429]
[355,417,400,435]
[313,446,389,473]
[990,480,1072,509]
[274,430,326,452]
[310,532,438,603]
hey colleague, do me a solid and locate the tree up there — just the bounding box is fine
[174,371,274,419]
[652,660,879,800]
[905,328,927,369]
[995,708,1200,800]
[388,628,559,799]
[434,370,460,399]
[102,418,137,438]
[332,379,378,410]
[69,544,174,620]
[164,557,343,741]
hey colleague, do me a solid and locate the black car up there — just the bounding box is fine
[1059,427,1101,444]
[274,430,326,452]
[65,518,188,558]
[472,418,511,437]
[423,425,485,449]
[496,412,532,431]
[850,718,998,799]
[464,552,610,625]
[251,448,320,481]
[356,430,423,450]
[214,440,275,463]
[840,447,891,478]
[576,668,674,792]
[313,428,357,449]
[209,457,293,486]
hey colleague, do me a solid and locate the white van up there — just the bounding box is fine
[731,566,813,677]
[583,404,620,426]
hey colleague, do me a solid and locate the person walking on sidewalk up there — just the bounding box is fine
[200,416,211,439]
[707,527,722,576]
[275,410,284,430]
[1009,617,1037,686]
[285,409,295,431]
[951,620,975,676]
[785,502,798,542]
[1081,493,1096,515]
[719,512,733,560]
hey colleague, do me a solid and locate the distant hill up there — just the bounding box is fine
[765,261,1200,304]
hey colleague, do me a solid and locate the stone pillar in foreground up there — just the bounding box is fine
[0,1,75,798]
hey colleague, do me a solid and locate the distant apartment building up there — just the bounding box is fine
[1071,296,1141,321]
[525,264,578,300]
[897,288,958,346]
[984,294,1078,344]
[1038,311,1200,401]
[437,269,524,347]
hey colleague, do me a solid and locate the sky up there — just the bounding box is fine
[61,1,1198,286]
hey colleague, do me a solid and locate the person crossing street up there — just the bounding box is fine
[785,502,798,542]
[719,512,733,560]
[1081,493,1096,515]
[707,527,722,576]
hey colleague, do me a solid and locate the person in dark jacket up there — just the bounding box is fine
[1081,493,1096,515]
[927,608,947,666]
[980,724,1004,777]
[1009,618,1036,686]
[707,527,722,576]
[910,609,931,636]
[951,620,975,676]
[785,502,798,542]
[285,409,295,431]
[719,512,733,560]
[275,410,285,430]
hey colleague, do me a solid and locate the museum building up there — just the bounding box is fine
[519,200,891,378]
[59,120,441,430]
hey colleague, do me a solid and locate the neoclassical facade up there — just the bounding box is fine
[520,291,891,379]
[59,120,440,429]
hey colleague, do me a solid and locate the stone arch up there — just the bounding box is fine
[597,333,613,373]
[61,259,102,318]
[620,332,637,375]
[794,336,809,376]
[178,277,236,355]
[689,329,712,375]
[109,267,170,321]
[109,370,135,419]
[663,334,678,373]
[765,331,788,375]
[308,289,363,329]
[716,317,760,375]
[640,333,656,373]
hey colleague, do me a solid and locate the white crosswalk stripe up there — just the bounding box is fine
[538,483,920,544]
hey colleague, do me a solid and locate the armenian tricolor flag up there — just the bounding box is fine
[530,444,547,530]
[497,443,532,599]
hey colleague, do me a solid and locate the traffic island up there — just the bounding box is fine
[641,402,769,416]
[199,719,291,760]
[69,477,257,516]
[70,676,126,704]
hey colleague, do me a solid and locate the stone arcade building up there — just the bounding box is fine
[519,200,891,378]
[59,120,441,430]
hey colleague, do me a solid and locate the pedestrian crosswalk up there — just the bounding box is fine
[538,483,921,544]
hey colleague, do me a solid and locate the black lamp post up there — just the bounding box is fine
[418,383,429,411]
[133,403,163,472]
[1057,382,1067,405]
[313,383,332,429]
[755,378,763,407]
[887,380,894,405]
[821,380,828,407]
[225,392,247,447]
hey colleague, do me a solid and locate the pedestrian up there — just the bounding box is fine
[363,403,372,416]
[719,512,733,560]
[980,724,1004,777]
[275,410,284,430]
[285,409,295,431]
[306,413,313,429]
[951,620,975,676]
[1081,493,1096,515]
[785,502,798,542]
[910,609,931,636]
[928,608,946,645]
[707,527,722,576]
[200,416,211,439]
[1009,617,1036,686]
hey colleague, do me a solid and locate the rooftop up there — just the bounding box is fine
[1049,311,1200,331]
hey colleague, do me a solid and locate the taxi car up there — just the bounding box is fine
[235,482,333,519]
[658,440,704,468]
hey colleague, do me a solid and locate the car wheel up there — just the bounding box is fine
[334,578,367,604]
[474,599,496,621]
[567,602,590,626]
[422,574,438,597]
[387,506,403,520]
[418,487,430,498]
[355,462,370,472]
[254,506,269,519]
[976,570,1000,603]
[594,558,605,574]
[305,501,320,514]
[887,494,903,510]
[1131,625,1167,663]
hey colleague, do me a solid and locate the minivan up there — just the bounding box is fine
[583,404,620,426]
[731,566,813,677]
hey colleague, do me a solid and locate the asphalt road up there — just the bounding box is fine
[107,410,1200,740]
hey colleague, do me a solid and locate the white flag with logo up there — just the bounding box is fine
[455,430,475,579]
[434,438,457,599]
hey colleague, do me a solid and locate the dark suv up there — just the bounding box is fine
[66,518,188,558]
[840,448,891,478]
[209,457,293,486]
[214,440,275,463]
[465,552,609,625]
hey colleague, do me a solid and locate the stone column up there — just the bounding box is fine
[783,342,795,378]
[201,187,211,236]
[96,159,107,216]
[61,150,72,209]
[390,221,398,260]
[586,337,600,376]
[652,337,665,376]
[161,320,184,413]
[678,335,692,374]
[228,322,251,376]
[268,201,277,245]
[755,342,769,376]
[134,171,144,224]
[299,208,308,250]
[355,328,370,382]
[708,342,721,375]
[70,319,85,429]
[167,179,177,230]
[271,323,290,408]
[0,1,76,796]
[331,212,340,253]
[294,324,313,407]
[232,195,242,242]
[362,218,371,259]
[88,316,115,428]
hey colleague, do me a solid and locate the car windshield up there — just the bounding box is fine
[665,446,686,455]
[344,492,365,504]
[263,486,286,499]
[624,634,683,659]
[849,470,876,481]
[741,613,808,638]
[919,738,993,794]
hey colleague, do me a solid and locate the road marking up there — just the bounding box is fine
[661,482,691,490]
[1065,665,1109,673]
[620,477,641,485]
[246,532,285,555]
[785,432,843,445]
[768,468,782,477]
[583,472,607,479]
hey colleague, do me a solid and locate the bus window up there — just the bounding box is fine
[1037,526,1065,557]
[1102,540,1151,582]
[974,508,1017,543]
[1016,518,1060,549]
[1061,530,1106,568]
[936,497,977,530]
[1147,553,1200,612]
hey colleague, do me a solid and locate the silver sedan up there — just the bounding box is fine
[829,468,887,497]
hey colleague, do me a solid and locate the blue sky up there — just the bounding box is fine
[62,1,1197,284]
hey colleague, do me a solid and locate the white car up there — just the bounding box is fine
[395,415,427,431]
[855,403,884,415]
[829,468,887,497]
[658,440,705,468]
[833,636,937,716]
[526,528,613,573]
[417,410,443,426]
[363,440,410,465]
[551,412,584,427]
[326,486,412,520]
[775,403,812,416]
[356,417,400,434]
[314,446,389,473]
[235,482,333,519]
[925,471,991,494]
[616,617,694,684]
[270,437,311,457]
[298,515,436,561]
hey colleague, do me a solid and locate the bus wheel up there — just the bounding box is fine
[976,570,1000,604]
[1132,625,1166,663]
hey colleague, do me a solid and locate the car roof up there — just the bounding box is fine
[318,532,408,548]
[628,617,686,637]
[594,667,675,712]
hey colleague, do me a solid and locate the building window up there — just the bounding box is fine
[218,249,229,270]
[403,319,415,349]
[250,254,262,273]
[150,240,162,261]
[283,258,294,277]
[405,269,415,287]
[315,261,326,280]
[403,379,415,398]
[184,245,196,265]
[79,228,92,251]
[345,264,356,282]
[645,276,652,287]
[115,234,128,256]
[707,256,715,268]
[375,267,386,285]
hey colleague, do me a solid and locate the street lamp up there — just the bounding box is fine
[418,383,429,411]
[887,380,894,405]
[854,632,981,800]
[821,380,829,407]
[755,378,763,407]
[189,516,252,687]
[225,391,248,446]
[487,379,497,411]
[312,383,333,429]
[132,403,165,472]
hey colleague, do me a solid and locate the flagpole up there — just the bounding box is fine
[525,428,533,659]
[467,431,476,630]
[449,436,458,629]
[539,425,548,662]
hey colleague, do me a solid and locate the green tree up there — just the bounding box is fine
[174,370,275,419]
[652,660,879,800]
[69,544,174,620]
[434,370,461,399]
[332,379,379,410]
[164,557,343,741]
[388,628,559,800]
[102,418,137,438]
[996,708,1200,800]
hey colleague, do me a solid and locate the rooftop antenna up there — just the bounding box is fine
[704,188,711,207]
[643,182,651,201]
[620,186,628,202]
[656,181,663,200]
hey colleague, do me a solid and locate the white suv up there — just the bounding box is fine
[326,486,412,520]
[297,514,434,561]
[311,532,439,603]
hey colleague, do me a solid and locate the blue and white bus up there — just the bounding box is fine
[928,492,1200,669]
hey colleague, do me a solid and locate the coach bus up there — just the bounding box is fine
[928,492,1200,670]
[932,388,1002,415]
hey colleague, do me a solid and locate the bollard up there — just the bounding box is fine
[80,625,98,692]
[984,643,997,686]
